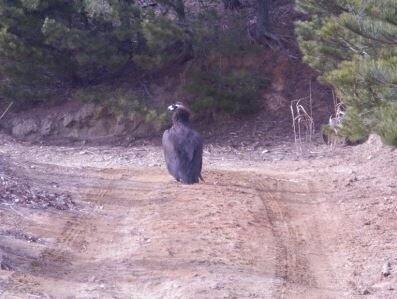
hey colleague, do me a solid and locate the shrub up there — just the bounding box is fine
[296,0,397,146]
[185,68,268,115]
[73,85,167,129]
[0,0,186,104]
[336,107,370,144]
[185,10,267,115]
[133,15,192,70]
[375,103,397,146]
[191,9,261,60]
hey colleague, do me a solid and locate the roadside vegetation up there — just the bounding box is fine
[0,0,395,147]
[0,0,269,118]
[296,0,397,146]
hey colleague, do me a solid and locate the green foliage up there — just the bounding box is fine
[375,102,397,146]
[184,10,266,115]
[73,85,167,129]
[296,0,397,146]
[0,0,187,103]
[186,68,268,115]
[338,107,370,143]
[133,15,191,70]
[321,109,370,145]
[0,0,269,120]
[191,9,261,59]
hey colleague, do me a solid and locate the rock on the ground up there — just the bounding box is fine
[382,261,391,277]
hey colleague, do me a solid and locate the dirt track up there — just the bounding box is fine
[1,165,347,298]
[0,136,396,298]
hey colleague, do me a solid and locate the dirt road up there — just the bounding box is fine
[1,161,348,298]
[1,136,396,298]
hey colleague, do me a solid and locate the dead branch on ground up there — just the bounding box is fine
[0,102,13,121]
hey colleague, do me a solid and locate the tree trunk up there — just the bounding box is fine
[173,0,186,22]
[257,0,270,36]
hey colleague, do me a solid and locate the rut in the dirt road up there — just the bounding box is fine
[253,177,344,298]
[1,164,348,298]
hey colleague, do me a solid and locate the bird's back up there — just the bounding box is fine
[162,124,203,184]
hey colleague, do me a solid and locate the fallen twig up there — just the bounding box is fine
[0,102,13,121]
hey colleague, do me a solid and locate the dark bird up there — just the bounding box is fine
[162,102,203,184]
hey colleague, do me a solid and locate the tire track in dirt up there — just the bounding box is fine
[2,164,349,298]
[5,167,123,295]
[253,176,346,298]
[259,188,315,297]
[16,168,277,297]
[54,168,123,255]
[19,168,136,297]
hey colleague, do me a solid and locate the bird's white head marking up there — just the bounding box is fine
[167,102,184,111]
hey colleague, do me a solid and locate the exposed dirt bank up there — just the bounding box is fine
[0,134,396,298]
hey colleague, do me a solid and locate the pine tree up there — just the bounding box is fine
[296,0,397,145]
[0,0,187,104]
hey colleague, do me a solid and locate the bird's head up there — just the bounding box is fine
[167,102,186,112]
[167,101,191,124]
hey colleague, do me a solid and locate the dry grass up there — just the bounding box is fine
[290,96,314,153]
[325,93,346,148]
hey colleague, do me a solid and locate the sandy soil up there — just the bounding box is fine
[0,133,396,298]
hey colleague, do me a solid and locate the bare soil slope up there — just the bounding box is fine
[0,134,396,298]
